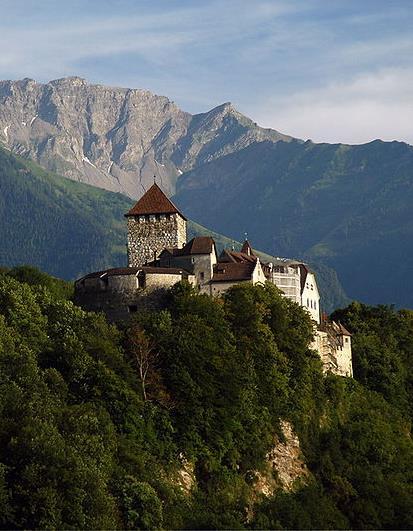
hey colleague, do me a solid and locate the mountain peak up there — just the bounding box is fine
[49,76,87,86]
[209,101,236,115]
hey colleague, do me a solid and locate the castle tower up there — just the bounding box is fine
[125,183,187,267]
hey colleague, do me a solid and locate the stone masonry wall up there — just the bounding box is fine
[127,213,187,267]
[74,271,192,322]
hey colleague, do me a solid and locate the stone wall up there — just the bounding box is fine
[75,270,194,322]
[127,212,187,267]
[160,251,217,287]
[335,336,353,377]
[312,327,353,377]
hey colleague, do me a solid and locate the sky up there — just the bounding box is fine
[1,0,412,145]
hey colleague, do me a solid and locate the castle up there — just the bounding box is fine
[75,183,353,377]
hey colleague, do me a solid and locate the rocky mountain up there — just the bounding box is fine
[173,139,413,308]
[0,77,292,198]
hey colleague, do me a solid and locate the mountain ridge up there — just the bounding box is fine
[0,77,293,199]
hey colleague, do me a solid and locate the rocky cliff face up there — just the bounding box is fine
[0,77,293,198]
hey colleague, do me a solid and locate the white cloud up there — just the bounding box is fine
[252,68,413,145]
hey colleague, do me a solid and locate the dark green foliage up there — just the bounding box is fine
[0,272,412,529]
[1,265,73,300]
[331,302,413,421]
[117,476,163,530]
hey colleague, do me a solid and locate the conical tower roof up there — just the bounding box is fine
[125,183,186,219]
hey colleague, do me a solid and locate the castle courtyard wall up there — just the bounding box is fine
[75,271,194,322]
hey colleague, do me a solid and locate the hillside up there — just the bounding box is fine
[0,273,412,529]
[0,146,349,310]
[174,139,413,308]
[0,77,292,198]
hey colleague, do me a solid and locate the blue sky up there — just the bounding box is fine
[1,0,412,144]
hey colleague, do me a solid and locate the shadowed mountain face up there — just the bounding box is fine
[173,139,413,307]
[0,77,293,198]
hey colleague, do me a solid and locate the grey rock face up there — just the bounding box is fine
[0,77,294,198]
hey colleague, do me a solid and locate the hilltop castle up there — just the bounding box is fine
[75,183,352,377]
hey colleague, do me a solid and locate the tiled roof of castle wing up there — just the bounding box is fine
[162,237,216,257]
[211,262,255,282]
[219,248,257,263]
[179,236,215,255]
[125,183,187,219]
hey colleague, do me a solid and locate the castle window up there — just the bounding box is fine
[200,272,205,281]
[314,301,317,310]
[345,337,349,343]
[307,298,309,307]
[128,305,138,313]
[155,214,160,221]
[166,214,170,220]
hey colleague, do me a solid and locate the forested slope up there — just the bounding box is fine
[174,139,413,307]
[0,268,411,529]
[0,146,349,310]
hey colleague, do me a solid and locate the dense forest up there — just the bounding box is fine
[0,266,412,529]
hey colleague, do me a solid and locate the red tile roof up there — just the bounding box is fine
[223,250,257,263]
[178,236,216,255]
[125,183,187,219]
[159,237,216,257]
[211,262,255,282]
